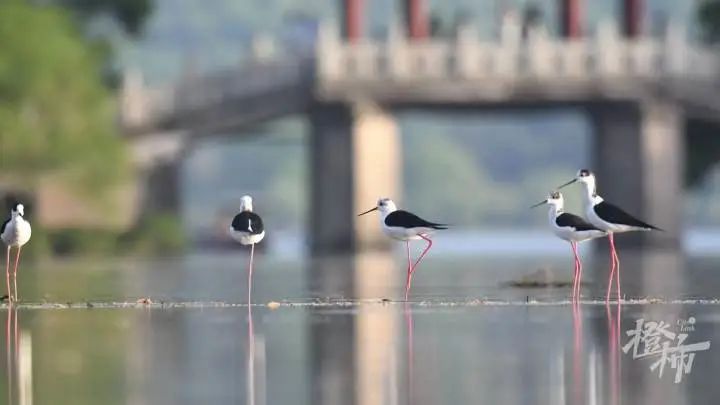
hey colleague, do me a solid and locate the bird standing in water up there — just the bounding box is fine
[532,191,606,300]
[359,198,447,300]
[558,169,661,302]
[1,203,31,302]
[230,196,265,304]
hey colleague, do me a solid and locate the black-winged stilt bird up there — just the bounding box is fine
[358,198,447,300]
[531,191,606,300]
[1,203,31,302]
[229,196,265,304]
[558,169,661,302]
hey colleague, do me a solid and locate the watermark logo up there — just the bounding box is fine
[622,316,711,383]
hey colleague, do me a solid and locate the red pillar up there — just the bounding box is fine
[342,0,363,42]
[403,0,429,39]
[622,0,643,38]
[559,0,582,38]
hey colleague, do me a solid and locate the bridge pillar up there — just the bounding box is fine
[140,159,182,217]
[341,0,364,42]
[559,0,583,38]
[621,0,644,38]
[403,0,429,39]
[129,131,188,221]
[589,100,683,250]
[309,102,401,255]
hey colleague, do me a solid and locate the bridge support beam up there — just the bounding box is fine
[309,102,401,256]
[140,160,182,218]
[590,100,683,250]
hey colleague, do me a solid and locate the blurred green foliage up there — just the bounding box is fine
[0,0,128,197]
[119,212,187,255]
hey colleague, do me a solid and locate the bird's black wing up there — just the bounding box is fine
[385,210,447,229]
[556,213,603,232]
[0,218,8,236]
[595,201,661,230]
[231,212,264,234]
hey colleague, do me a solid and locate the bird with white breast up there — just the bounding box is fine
[532,191,606,300]
[1,203,32,302]
[558,169,661,302]
[229,195,265,304]
[358,198,447,300]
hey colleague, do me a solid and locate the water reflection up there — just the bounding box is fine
[5,304,32,405]
[246,306,267,405]
[0,247,717,404]
[571,301,582,405]
[606,303,621,405]
[404,303,413,405]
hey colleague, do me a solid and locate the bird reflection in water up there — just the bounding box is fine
[6,303,14,405]
[571,300,583,405]
[404,303,414,405]
[606,303,621,405]
[246,305,266,405]
[5,302,30,405]
[247,306,255,405]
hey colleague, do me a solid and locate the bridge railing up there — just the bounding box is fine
[317,20,719,84]
[121,51,314,132]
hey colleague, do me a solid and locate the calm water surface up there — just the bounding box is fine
[2,239,720,404]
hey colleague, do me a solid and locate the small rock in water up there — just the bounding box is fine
[267,301,281,310]
[136,298,153,305]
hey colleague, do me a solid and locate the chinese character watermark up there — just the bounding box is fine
[622,316,710,383]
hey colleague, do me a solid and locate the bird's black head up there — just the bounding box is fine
[10,203,24,217]
[578,169,592,178]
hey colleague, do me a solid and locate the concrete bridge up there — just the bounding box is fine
[120,0,720,255]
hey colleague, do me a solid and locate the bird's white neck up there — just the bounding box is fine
[547,204,562,225]
[580,179,603,207]
[378,205,397,223]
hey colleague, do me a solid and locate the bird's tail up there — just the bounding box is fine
[431,224,449,230]
[643,223,664,232]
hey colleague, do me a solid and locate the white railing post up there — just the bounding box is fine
[455,25,479,78]
[663,23,687,76]
[527,27,552,77]
[317,21,341,81]
[495,14,520,78]
[595,20,623,76]
[387,20,408,79]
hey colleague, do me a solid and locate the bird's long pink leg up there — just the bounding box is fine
[570,243,577,299]
[405,236,433,300]
[410,236,433,275]
[5,247,10,302]
[12,247,21,302]
[404,241,412,301]
[612,239,621,302]
[571,242,580,300]
[576,244,583,300]
[606,234,616,303]
[247,244,255,306]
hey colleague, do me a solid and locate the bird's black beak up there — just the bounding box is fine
[530,200,547,209]
[557,178,577,189]
[358,207,378,216]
